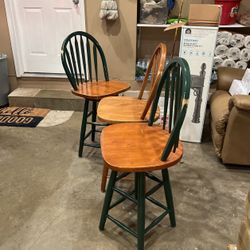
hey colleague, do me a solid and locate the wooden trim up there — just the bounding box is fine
[4,0,24,77]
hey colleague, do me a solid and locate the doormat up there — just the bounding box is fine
[0,107,50,127]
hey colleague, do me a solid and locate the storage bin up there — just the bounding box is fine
[0,54,10,106]
[215,0,241,25]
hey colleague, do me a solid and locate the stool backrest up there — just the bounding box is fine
[61,31,109,90]
[138,43,167,120]
[149,57,191,161]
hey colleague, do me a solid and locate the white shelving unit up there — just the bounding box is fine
[137,23,246,28]
[219,23,246,28]
[136,22,248,81]
[137,24,170,28]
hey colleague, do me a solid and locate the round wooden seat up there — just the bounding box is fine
[97,43,167,125]
[71,80,130,101]
[101,123,183,172]
[98,96,160,123]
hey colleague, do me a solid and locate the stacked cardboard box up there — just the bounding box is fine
[237,192,250,250]
[188,4,221,26]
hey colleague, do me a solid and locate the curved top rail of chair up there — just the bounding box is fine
[139,42,167,120]
[61,31,109,90]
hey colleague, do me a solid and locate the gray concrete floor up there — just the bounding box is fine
[0,112,249,250]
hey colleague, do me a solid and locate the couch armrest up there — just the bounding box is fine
[210,90,231,135]
[217,67,245,91]
[229,95,250,112]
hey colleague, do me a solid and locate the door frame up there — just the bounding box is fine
[4,0,86,77]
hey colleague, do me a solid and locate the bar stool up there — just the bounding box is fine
[97,43,167,192]
[61,31,130,157]
[99,58,191,250]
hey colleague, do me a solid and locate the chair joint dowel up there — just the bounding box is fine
[116,172,130,181]
[109,190,135,209]
[146,196,169,211]
[113,187,137,204]
[83,130,92,140]
[87,121,109,126]
[87,111,93,118]
[145,210,169,234]
[107,215,138,238]
[145,172,163,183]
[84,142,100,148]
[145,182,163,197]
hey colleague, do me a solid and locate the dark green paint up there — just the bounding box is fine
[61,31,110,157]
[137,173,145,250]
[148,57,191,161]
[162,169,176,227]
[99,171,117,230]
[91,101,97,142]
[79,100,89,157]
[61,31,109,89]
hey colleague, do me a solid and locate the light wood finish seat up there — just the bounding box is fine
[99,58,191,250]
[98,96,160,123]
[97,43,167,124]
[101,123,183,172]
[61,31,130,157]
[71,80,130,101]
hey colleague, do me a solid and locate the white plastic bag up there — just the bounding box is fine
[100,0,119,20]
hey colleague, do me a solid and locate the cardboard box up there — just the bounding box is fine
[164,4,222,32]
[188,4,222,26]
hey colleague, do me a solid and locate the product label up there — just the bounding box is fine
[230,6,239,17]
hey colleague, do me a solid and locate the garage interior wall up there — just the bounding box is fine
[0,0,249,92]
[0,0,137,91]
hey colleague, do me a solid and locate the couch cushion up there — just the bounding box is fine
[217,67,245,91]
[221,107,250,165]
[211,120,223,157]
[210,90,231,135]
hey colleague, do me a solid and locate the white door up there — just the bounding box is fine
[5,0,85,75]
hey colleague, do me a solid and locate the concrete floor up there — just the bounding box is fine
[0,112,249,250]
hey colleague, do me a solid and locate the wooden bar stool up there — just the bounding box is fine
[97,43,167,124]
[61,31,130,157]
[98,43,167,191]
[99,58,191,250]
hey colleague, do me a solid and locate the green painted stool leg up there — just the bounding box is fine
[91,101,97,142]
[136,172,145,250]
[162,169,176,227]
[99,170,117,230]
[78,99,89,157]
[135,173,138,200]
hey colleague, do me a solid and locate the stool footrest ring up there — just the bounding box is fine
[107,215,138,238]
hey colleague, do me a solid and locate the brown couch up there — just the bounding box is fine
[210,67,250,165]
